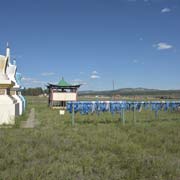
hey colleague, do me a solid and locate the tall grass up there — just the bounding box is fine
[0,96,180,180]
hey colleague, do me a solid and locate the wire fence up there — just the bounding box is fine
[66,101,180,125]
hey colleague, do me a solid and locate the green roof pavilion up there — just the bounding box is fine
[58,77,71,87]
[47,77,81,108]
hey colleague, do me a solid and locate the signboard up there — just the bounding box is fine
[53,92,77,101]
[59,110,65,115]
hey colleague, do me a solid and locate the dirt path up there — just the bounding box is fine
[21,108,37,128]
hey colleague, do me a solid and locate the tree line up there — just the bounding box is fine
[22,88,48,96]
[22,87,180,98]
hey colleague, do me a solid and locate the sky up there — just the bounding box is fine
[0,0,180,90]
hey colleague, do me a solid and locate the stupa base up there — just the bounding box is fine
[0,95,19,125]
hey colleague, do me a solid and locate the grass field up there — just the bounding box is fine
[0,96,180,180]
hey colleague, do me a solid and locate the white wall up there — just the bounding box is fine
[0,103,19,125]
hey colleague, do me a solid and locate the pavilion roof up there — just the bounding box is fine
[47,77,81,89]
[58,77,71,86]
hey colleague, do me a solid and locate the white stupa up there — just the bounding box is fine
[6,44,24,115]
[16,72,26,112]
[0,54,19,125]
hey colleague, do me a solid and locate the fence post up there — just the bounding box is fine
[155,110,158,120]
[72,103,75,126]
[122,109,125,125]
[133,103,136,124]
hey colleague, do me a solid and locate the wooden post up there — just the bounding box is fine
[123,109,125,125]
[155,110,158,120]
[133,103,136,124]
[122,109,125,125]
[72,103,75,126]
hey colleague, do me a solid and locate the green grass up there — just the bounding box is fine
[0,96,180,180]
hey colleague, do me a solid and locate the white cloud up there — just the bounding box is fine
[90,74,100,79]
[22,76,46,87]
[132,59,144,65]
[41,72,55,76]
[161,8,171,13]
[72,79,87,85]
[153,42,173,50]
[22,77,34,81]
[133,59,138,64]
[90,70,101,79]
[92,70,98,74]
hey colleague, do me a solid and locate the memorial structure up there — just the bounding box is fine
[0,44,25,125]
[47,77,81,109]
[16,72,26,111]
[6,45,24,115]
[0,54,19,124]
[7,61,23,115]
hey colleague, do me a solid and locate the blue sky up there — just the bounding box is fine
[0,0,179,90]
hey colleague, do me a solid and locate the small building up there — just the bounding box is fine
[47,77,81,109]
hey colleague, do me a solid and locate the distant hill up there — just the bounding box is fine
[79,88,180,98]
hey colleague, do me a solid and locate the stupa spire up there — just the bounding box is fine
[6,42,10,63]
